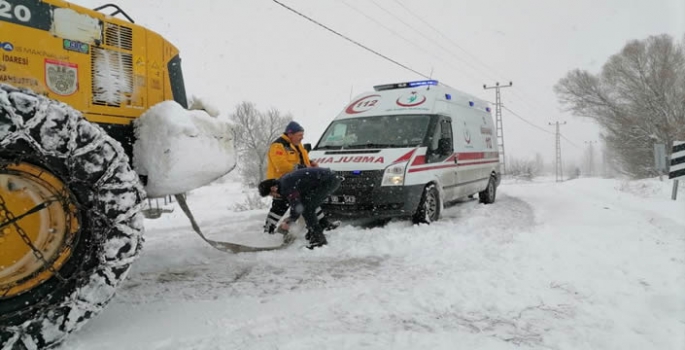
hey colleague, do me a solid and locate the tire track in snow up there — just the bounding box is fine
[116,192,537,303]
[87,188,553,349]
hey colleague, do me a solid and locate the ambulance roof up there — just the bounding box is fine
[336,80,491,119]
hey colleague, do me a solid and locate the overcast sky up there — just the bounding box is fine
[73,0,684,166]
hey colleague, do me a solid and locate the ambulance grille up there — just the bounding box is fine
[336,170,383,189]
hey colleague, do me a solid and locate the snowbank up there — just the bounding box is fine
[61,177,685,350]
[132,101,236,197]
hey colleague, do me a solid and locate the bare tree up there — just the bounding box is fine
[229,102,292,186]
[508,156,540,181]
[554,34,685,178]
[599,138,619,178]
[566,162,581,180]
[534,153,546,175]
[581,142,598,176]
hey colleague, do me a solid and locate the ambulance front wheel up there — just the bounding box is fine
[412,184,441,224]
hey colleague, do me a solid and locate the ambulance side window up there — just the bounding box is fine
[427,117,453,163]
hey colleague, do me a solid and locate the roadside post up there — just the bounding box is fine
[668,141,685,200]
[654,143,666,180]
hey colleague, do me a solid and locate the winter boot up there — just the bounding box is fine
[306,230,327,249]
[320,218,341,231]
[264,224,277,235]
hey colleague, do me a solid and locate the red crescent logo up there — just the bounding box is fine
[396,94,426,107]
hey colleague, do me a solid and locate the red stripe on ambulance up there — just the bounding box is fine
[392,149,416,164]
[408,152,499,172]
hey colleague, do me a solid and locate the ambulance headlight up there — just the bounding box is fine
[381,162,407,186]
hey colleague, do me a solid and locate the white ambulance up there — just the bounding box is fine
[309,80,501,223]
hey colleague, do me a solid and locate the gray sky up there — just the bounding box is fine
[73,0,684,166]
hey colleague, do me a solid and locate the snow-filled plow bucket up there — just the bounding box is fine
[133,101,236,198]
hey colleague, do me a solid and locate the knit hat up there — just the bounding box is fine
[285,121,304,134]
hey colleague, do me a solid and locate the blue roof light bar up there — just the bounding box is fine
[408,80,439,87]
[374,79,439,91]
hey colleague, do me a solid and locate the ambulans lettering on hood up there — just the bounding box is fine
[312,156,385,164]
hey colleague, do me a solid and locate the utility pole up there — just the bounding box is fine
[549,121,567,182]
[483,81,513,175]
[584,141,598,176]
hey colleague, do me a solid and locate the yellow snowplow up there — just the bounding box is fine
[0,1,237,348]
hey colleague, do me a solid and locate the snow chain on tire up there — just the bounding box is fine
[0,84,145,349]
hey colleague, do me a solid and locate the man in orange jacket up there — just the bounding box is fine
[263,121,339,234]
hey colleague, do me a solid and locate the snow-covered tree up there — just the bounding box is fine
[508,156,540,180]
[554,34,685,178]
[534,153,546,175]
[566,162,581,180]
[229,102,292,186]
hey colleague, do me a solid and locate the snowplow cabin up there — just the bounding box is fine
[0,0,188,158]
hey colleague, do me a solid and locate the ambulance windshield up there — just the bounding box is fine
[316,115,431,149]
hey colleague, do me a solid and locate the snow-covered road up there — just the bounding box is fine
[61,178,685,350]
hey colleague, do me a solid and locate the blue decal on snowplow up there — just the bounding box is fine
[0,42,14,52]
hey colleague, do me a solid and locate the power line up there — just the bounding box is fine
[389,0,571,123]
[276,0,561,120]
[274,0,584,153]
[501,106,554,135]
[337,0,420,48]
[335,0,467,84]
[336,0,485,87]
[561,134,581,149]
[390,0,506,82]
[368,0,499,83]
[271,0,429,79]
[502,105,582,149]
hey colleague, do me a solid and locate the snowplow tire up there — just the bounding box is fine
[478,175,497,204]
[0,84,145,349]
[412,184,441,224]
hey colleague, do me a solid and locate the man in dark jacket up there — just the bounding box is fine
[258,167,341,249]
[262,121,338,235]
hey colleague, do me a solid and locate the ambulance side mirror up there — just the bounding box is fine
[438,138,453,156]
[304,143,312,152]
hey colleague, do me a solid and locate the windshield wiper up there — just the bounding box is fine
[318,143,416,150]
[345,143,403,149]
[314,145,344,150]
[384,144,416,148]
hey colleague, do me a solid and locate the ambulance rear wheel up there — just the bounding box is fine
[412,184,441,224]
[0,84,145,349]
[479,176,497,204]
